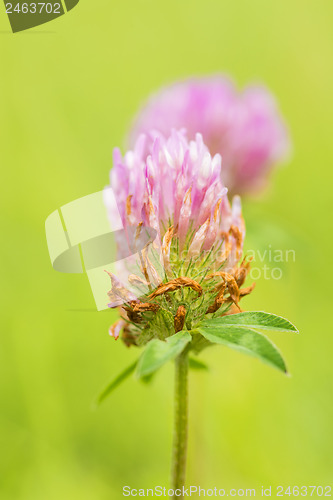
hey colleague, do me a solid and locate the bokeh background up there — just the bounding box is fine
[1,1,333,498]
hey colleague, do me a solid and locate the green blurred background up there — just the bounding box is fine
[1,1,332,498]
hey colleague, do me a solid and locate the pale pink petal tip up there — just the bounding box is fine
[109,320,124,340]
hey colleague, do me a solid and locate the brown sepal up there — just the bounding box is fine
[148,277,203,299]
[233,256,253,287]
[206,271,240,307]
[174,305,186,333]
[206,282,227,313]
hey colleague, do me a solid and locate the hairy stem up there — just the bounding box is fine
[171,349,189,498]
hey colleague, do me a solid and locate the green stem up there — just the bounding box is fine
[171,349,189,498]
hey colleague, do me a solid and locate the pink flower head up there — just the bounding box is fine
[105,130,254,344]
[128,76,290,195]
[106,130,244,266]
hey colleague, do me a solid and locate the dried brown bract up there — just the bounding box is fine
[206,282,227,313]
[148,277,203,299]
[162,225,174,274]
[132,302,160,313]
[230,225,243,259]
[239,282,256,297]
[206,271,240,306]
[233,256,253,287]
[123,300,160,323]
[126,194,133,217]
[174,305,186,333]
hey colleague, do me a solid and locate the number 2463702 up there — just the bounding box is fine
[6,3,61,14]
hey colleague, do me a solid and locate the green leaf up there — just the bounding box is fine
[141,373,155,384]
[136,307,175,346]
[206,311,298,333]
[136,331,192,379]
[94,360,137,407]
[189,357,209,371]
[197,324,287,373]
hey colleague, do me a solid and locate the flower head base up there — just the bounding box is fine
[105,130,255,345]
[128,76,290,195]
